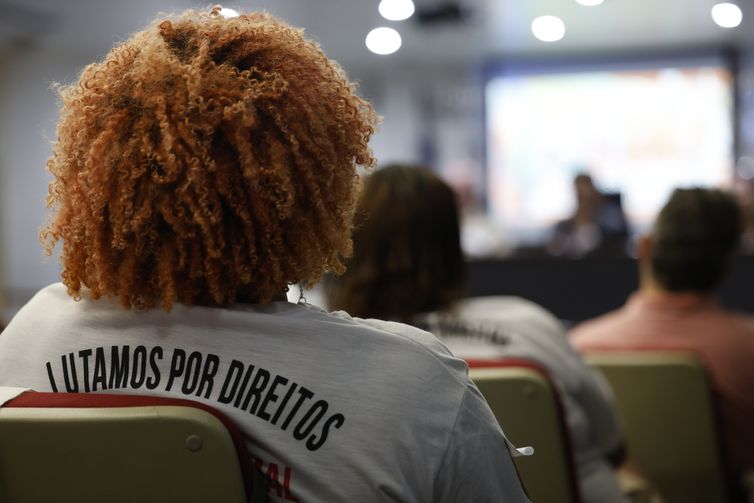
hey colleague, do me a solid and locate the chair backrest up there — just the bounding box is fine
[0,390,253,503]
[585,351,730,503]
[469,359,581,503]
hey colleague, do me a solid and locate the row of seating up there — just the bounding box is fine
[471,351,754,503]
[0,391,261,503]
[0,351,750,502]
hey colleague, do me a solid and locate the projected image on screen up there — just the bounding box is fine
[485,61,734,243]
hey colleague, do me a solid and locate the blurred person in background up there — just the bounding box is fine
[0,8,529,502]
[442,159,513,258]
[549,173,630,258]
[571,188,754,491]
[326,164,628,503]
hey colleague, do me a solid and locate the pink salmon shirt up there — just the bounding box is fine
[570,290,754,475]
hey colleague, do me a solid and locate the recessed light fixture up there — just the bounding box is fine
[711,3,743,28]
[365,27,402,55]
[575,0,604,6]
[531,16,566,42]
[378,0,416,21]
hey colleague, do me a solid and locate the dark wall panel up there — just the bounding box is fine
[466,256,754,323]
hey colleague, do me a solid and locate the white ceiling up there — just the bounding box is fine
[0,0,751,68]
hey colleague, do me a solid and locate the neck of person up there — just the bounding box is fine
[637,265,715,300]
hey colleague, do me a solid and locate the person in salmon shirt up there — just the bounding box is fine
[570,187,754,488]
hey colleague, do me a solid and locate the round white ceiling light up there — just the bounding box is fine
[366,27,402,55]
[575,0,604,5]
[378,0,416,21]
[531,16,566,42]
[711,3,743,28]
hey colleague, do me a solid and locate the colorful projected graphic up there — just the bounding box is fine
[485,63,734,242]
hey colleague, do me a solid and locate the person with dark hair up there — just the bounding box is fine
[0,9,529,502]
[571,187,754,480]
[326,164,465,322]
[327,164,626,503]
[549,173,629,258]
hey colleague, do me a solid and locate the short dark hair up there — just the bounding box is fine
[325,164,465,322]
[650,188,741,292]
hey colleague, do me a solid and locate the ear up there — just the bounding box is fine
[636,234,652,261]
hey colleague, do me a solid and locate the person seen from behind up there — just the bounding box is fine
[571,187,754,493]
[0,9,529,502]
[326,164,627,503]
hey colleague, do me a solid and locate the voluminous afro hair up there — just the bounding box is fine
[42,8,377,310]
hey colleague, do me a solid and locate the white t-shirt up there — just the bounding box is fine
[416,296,626,503]
[0,284,529,503]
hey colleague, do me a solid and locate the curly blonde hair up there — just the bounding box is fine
[42,9,377,310]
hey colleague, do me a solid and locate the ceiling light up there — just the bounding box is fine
[575,0,604,5]
[365,27,402,55]
[378,0,415,21]
[711,3,743,28]
[531,16,566,42]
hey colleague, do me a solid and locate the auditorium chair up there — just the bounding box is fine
[585,351,732,503]
[0,388,263,503]
[468,359,582,503]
